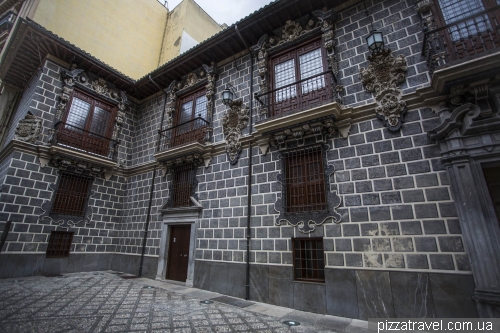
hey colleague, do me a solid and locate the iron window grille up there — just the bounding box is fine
[172,164,197,207]
[293,238,325,282]
[282,145,327,213]
[46,231,74,258]
[51,172,93,217]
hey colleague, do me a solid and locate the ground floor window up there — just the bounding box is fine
[172,164,196,207]
[46,231,74,258]
[51,172,93,217]
[293,238,325,282]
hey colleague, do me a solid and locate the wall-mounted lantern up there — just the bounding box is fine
[366,30,384,54]
[221,83,236,106]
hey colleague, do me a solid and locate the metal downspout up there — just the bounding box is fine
[235,24,254,301]
[139,76,168,277]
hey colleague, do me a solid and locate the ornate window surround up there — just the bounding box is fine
[252,9,352,154]
[274,143,342,234]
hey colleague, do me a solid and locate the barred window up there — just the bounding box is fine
[46,231,74,258]
[173,164,196,207]
[51,172,93,217]
[283,146,327,213]
[293,238,325,282]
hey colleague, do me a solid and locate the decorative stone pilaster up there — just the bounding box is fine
[359,49,408,131]
[14,111,42,143]
[222,100,249,164]
[313,9,337,75]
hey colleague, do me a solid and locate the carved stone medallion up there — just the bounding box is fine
[14,112,42,143]
[222,100,249,164]
[359,49,407,131]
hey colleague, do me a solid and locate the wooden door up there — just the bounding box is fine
[166,225,191,282]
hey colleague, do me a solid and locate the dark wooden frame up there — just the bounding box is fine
[269,37,330,117]
[58,89,117,156]
[431,0,500,61]
[173,88,208,147]
[46,230,74,258]
[292,237,325,282]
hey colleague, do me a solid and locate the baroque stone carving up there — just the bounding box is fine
[359,49,408,132]
[274,151,342,234]
[164,63,216,130]
[14,111,42,143]
[222,100,249,164]
[415,0,433,14]
[53,65,129,160]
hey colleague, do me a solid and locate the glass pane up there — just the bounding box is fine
[179,101,193,124]
[66,97,90,130]
[194,95,208,129]
[299,48,325,93]
[274,59,297,102]
[438,0,489,40]
[89,106,111,136]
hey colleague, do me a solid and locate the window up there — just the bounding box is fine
[270,39,331,118]
[437,0,494,40]
[283,146,327,213]
[293,238,325,282]
[172,164,196,207]
[46,231,74,258]
[51,172,93,217]
[172,89,208,147]
[57,89,117,156]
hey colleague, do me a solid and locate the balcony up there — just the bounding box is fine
[255,70,336,122]
[422,5,500,77]
[253,70,343,150]
[51,121,119,161]
[154,116,211,163]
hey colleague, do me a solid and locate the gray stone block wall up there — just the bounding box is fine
[194,106,469,273]
[131,97,163,166]
[0,151,125,254]
[336,0,428,107]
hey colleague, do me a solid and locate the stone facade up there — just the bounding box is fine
[1,0,500,320]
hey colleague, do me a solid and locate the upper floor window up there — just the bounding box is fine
[171,89,209,147]
[270,39,331,118]
[55,89,117,156]
[282,146,327,213]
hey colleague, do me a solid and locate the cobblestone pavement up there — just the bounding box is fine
[0,272,356,333]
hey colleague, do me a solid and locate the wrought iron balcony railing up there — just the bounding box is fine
[157,116,210,152]
[51,122,119,161]
[422,5,500,76]
[254,70,337,122]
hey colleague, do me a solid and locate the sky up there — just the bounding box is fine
[162,0,274,26]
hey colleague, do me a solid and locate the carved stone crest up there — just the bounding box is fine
[280,20,303,44]
[416,0,433,13]
[14,112,42,143]
[222,100,249,164]
[359,49,407,131]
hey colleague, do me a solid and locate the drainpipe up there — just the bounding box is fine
[139,76,169,277]
[235,25,254,301]
[0,221,12,254]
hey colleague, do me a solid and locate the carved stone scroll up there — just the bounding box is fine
[359,49,408,131]
[222,100,249,164]
[14,111,42,143]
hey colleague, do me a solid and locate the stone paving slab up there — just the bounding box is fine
[0,271,367,333]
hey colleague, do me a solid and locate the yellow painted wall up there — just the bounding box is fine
[32,0,168,79]
[159,0,222,66]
